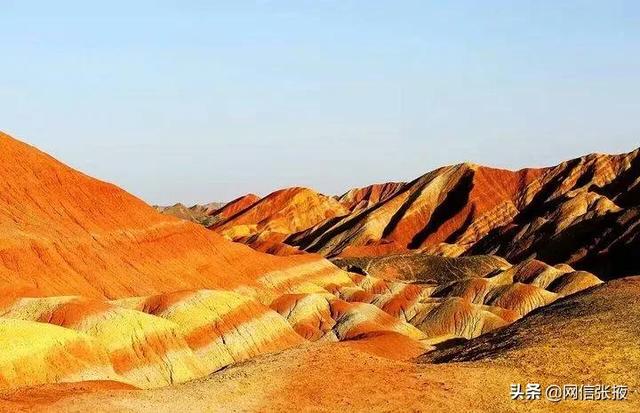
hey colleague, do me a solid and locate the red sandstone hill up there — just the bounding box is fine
[315,149,639,279]
[195,149,638,280]
[208,187,349,244]
[0,131,366,391]
[189,163,547,258]
[287,163,546,256]
[337,182,405,211]
[465,151,640,279]
[211,193,261,220]
[0,131,343,299]
[0,131,434,393]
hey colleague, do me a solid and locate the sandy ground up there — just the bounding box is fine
[1,341,636,413]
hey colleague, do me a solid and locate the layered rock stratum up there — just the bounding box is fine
[1,131,638,412]
[0,132,353,299]
[6,276,639,412]
[188,148,639,280]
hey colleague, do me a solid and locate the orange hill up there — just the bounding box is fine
[212,193,261,220]
[288,163,544,256]
[209,187,348,244]
[338,182,405,211]
[158,148,639,279]
[0,132,342,299]
[263,150,638,280]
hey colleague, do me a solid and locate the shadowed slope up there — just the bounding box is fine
[422,276,640,394]
[159,148,638,280]
[288,149,640,280]
[467,149,640,279]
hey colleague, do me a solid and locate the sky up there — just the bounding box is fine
[1,1,638,205]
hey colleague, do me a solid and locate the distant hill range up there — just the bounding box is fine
[154,201,226,226]
[159,148,640,280]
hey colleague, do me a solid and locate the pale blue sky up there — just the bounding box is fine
[1,1,638,204]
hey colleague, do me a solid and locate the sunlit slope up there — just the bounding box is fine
[0,250,601,391]
[0,289,305,390]
[267,149,639,280]
[0,318,121,390]
[22,277,639,413]
[157,147,639,279]
[338,182,405,211]
[0,131,346,298]
[209,187,349,246]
